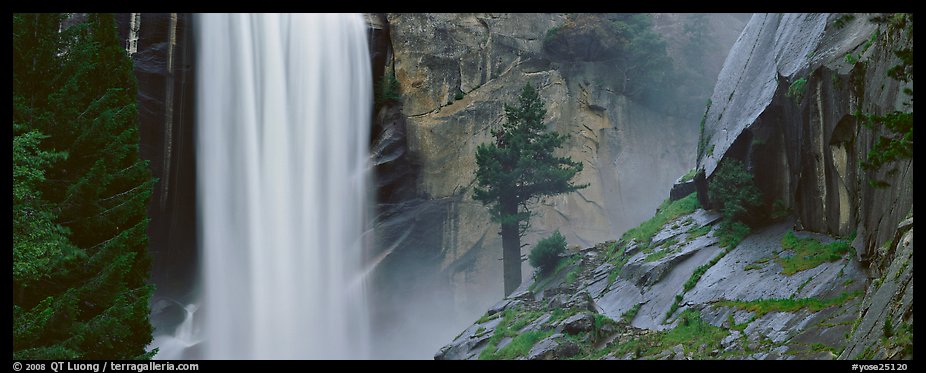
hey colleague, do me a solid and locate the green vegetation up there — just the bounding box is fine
[644,248,671,263]
[375,72,401,109]
[529,254,579,292]
[709,159,762,226]
[884,321,913,357]
[833,14,856,29]
[744,257,772,271]
[598,309,729,359]
[619,193,700,247]
[622,304,642,323]
[696,100,712,164]
[13,13,156,359]
[770,199,791,221]
[606,193,701,289]
[882,317,893,337]
[708,159,761,250]
[565,265,582,285]
[543,13,676,108]
[490,330,553,360]
[665,294,684,321]
[680,168,698,183]
[529,231,568,274]
[861,30,880,54]
[787,77,808,103]
[474,83,588,295]
[454,90,465,101]
[478,306,549,360]
[778,231,851,275]
[845,53,859,65]
[684,225,711,244]
[718,290,863,318]
[809,342,840,356]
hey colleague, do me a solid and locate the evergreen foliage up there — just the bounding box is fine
[528,231,568,274]
[13,13,156,359]
[474,83,587,294]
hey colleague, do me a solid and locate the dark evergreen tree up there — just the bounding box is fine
[13,13,157,359]
[474,83,588,295]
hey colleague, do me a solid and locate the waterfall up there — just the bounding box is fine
[193,13,372,359]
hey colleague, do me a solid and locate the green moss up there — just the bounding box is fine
[680,168,697,183]
[718,290,863,318]
[565,266,581,285]
[717,222,750,249]
[794,276,815,297]
[619,193,700,249]
[707,144,715,157]
[684,225,711,245]
[727,313,749,332]
[622,304,642,323]
[644,249,670,263]
[809,342,839,356]
[661,309,729,357]
[787,77,808,103]
[530,254,579,292]
[845,53,859,65]
[665,294,684,322]
[684,247,729,293]
[478,306,549,360]
[777,231,851,275]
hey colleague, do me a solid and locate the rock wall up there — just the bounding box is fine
[692,13,913,359]
[115,13,198,334]
[369,13,746,358]
[438,12,913,361]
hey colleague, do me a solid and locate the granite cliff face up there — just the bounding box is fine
[692,13,912,359]
[367,13,747,357]
[437,13,912,360]
[114,13,198,336]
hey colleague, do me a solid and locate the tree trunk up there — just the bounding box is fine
[501,198,521,296]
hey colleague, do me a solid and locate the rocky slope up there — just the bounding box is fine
[368,13,747,357]
[436,13,912,360]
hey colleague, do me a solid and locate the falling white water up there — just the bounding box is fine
[194,13,372,359]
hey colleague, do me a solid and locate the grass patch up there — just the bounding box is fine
[717,222,750,249]
[718,290,863,318]
[565,266,582,285]
[809,342,840,356]
[684,248,729,293]
[683,225,711,244]
[787,77,808,103]
[645,249,670,263]
[608,309,730,359]
[661,309,729,357]
[478,306,548,360]
[481,330,552,360]
[665,294,684,321]
[619,193,700,249]
[622,304,642,323]
[680,168,697,183]
[529,254,579,292]
[778,231,851,275]
[726,313,749,332]
[793,276,815,297]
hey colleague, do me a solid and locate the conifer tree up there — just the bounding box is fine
[474,83,588,295]
[13,13,157,359]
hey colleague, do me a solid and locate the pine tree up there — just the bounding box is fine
[13,13,157,359]
[474,83,588,295]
